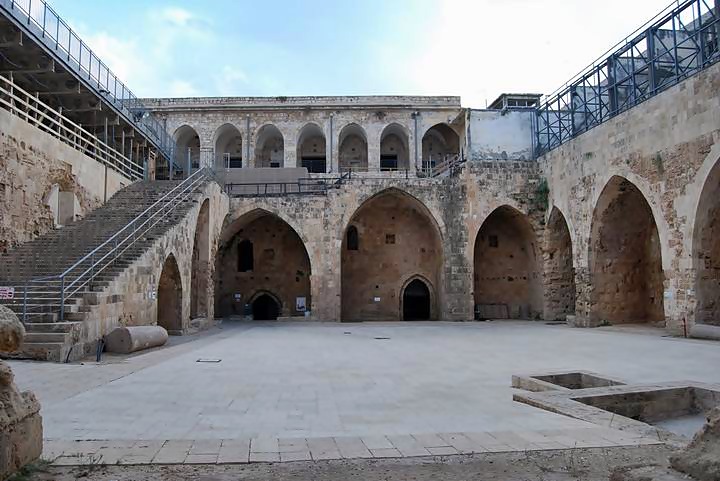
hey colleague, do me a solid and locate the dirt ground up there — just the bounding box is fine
[16,446,673,481]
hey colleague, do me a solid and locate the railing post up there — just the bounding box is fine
[59,276,65,322]
[22,282,27,323]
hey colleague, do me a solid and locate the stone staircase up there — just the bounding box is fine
[0,176,207,361]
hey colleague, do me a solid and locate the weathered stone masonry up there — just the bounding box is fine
[540,60,720,333]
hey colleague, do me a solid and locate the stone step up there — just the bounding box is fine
[23,322,81,333]
[24,332,67,343]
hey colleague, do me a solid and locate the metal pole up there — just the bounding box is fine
[59,276,65,322]
[22,282,27,323]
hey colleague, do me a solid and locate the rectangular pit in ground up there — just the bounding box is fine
[574,386,719,435]
[512,370,626,392]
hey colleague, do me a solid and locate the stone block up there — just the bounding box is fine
[104,326,169,354]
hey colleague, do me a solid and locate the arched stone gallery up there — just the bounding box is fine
[473,206,543,320]
[589,176,664,325]
[341,189,442,321]
[214,210,311,319]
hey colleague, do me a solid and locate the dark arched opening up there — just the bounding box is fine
[346,225,359,251]
[403,279,430,321]
[252,294,280,320]
[158,254,182,333]
[238,239,254,272]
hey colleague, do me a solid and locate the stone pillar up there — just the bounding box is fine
[0,306,42,479]
[367,130,381,173]
[569,266,597,327]
[663,267,696,336]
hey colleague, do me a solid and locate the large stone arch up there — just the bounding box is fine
[473,205,543,320]
[190,199,211,320]
[215,208,312,318]
[158,253,183,334]
[341,188,443,321]
[692,150,720,326]
[544,206,576,320]
[589,176,665,325]
[421,123,460,170]
[338,123,368,172]
[214,123,243,169]
[380,123,410,171]
[254,124,285,168]
[173,125,201,173]
[297,122,327,173]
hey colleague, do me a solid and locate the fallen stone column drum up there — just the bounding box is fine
[104,326,169,354]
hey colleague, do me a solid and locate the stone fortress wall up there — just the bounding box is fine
[2,64,719,340]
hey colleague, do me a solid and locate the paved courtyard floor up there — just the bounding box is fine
[9,320,720,464]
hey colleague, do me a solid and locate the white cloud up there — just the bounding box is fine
[159,7,195,27]
[168,80,200,97]
[214,66,249,96]
[403,0,669,108]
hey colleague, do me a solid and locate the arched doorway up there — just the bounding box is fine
[215,210,311,318]
[341,189,442,321]
[214,123,243,169]
[421,123,459,171]
[589,176,664,325]
[255,124,284,168]
[297,123,326,173]
[190,200,210,319]
[173,125,200,175]
[380,123,409,171]
[338,123,368,172]
[402,278,431,321]
[252,293,281,320]
[474,206,542,320]
[544,207,576,320]
[694,157,720,326]
[158,254,182,333]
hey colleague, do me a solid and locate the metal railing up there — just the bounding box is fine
[14,168,208,323]
[224,177,340,197]
[0,74,144,180]
[536,0,720,155]
[0,0,176,161]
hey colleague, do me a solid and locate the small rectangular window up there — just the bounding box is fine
[385,234,396,245]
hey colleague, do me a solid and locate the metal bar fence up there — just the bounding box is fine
[535,0,720,156]
[0,74,144,180]
[1,0,176,163]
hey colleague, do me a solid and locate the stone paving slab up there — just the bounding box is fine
[43,428,663,466]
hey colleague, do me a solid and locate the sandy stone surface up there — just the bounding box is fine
[18,446,671,481]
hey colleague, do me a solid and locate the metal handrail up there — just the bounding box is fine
[0,74,143,180]
[536,0,720,154]
[18,168,208,322]
[0,0,176,161]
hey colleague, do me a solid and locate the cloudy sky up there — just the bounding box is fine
[49,0,671,108]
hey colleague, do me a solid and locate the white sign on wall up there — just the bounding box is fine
[296,297,307,312]
[0,287,15,300]
[373,297,381,302]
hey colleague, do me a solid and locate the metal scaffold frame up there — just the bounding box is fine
[535,0,720,156]
[0,0,176,165]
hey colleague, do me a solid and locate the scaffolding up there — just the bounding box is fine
[536,0,720,156]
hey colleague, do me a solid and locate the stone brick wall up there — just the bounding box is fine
[540,60,720,332]
[0,108,131,253]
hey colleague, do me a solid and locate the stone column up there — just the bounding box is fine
[0,306,42,479]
